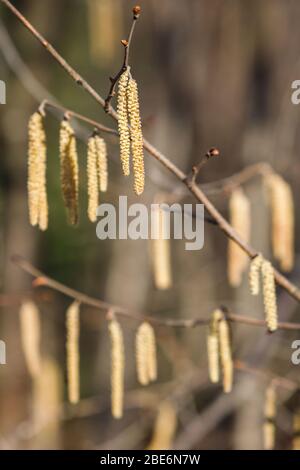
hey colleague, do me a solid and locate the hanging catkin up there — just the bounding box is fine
[127,77,145,195]
[207,309,222,384]
[59,118,79,225]
[117,69,131,176]
[19,300,41,378]
[87,135,99,222]
[219,314,233,393]
[147,401,177,450]
[108,318,125,419]
[227,188,250,287]
[27,112,48,230]
[292,411,300,450]
[265,173,294,272]
[151,205,172,290]
[249,254,263,296]
[261,259,278,332]
[66,301,80,404]
[263,384,276,450]
[95,135,108,192]
[136,322,157,385]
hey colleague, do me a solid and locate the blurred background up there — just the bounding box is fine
[0,0,300,450]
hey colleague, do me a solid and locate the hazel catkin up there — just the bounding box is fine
[108,318,125,419]
[136,322,157,386]
[66,301,80,404]
[117,69,131,176]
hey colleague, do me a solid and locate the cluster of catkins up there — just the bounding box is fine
[117,67,145,195]
[27,112,108,228]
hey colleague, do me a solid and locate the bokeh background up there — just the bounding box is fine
[0,0,300,450]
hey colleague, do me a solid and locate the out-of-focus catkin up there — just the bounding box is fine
[136,322,157,386]
[19,300,41,378]
[87,136,99,222]
[66,301,80,404]
[95,135,108,192]
[263,384,276,450]
[261,260,278,332]
[227,188,250,287]
[207,309,222,384]
[219,315,233,393]
[249,254,263,296]
[292,411,300,450]
[147,401,177,450]
[59,119,79,225]
[117,70,130,176]
[108,318,125,419]
[127,77,145,195]
[265,173,294,272]
[27,112,48,230]
[151,205,172,290]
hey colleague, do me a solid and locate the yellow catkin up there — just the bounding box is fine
[147,401,177,450]
[207,309,222,384]
[265,173,294,272]
[136,322,157,386]
[263,384,276,450]
[249,254,263,296]
[261,260,278,332]
[27,112,48,230]
[19,300,41,378]
[66,301,80,404]
[292,411,300,450]
[227,188,251,287]
[127,78,145,195]
[59,119,79,225]
[87,136,99,222]
[117,70,131,176]
[108,319,125,419]
[152,206,172,290]
[95,135,108,192]
[219,315,233,393]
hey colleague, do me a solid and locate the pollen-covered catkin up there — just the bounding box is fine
[127,77,145,195]
[261,260,278,332]
[109,319,125,419]
[151,206,172,290]
[227,188,250,287]
[19,300,41,378]
[95,135,108,192]
[219,315,233,393]
[117,69,130,176]
[147,401,177,450]
[292,411,300,450]
[87,136,99,222]
[263,384,276,450]
[27,112,48,230]
[249,254,263,296]
[59,119,79,225]
[207,309,222,384]
[265,173,294,272]
[66,301,80,404]
[136,322,157,385]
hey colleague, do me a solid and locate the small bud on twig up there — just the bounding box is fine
[133,5,141,18]
[121,39,128,47]
[207,147,220,158]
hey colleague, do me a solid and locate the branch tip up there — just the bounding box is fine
[133,5,141,18]
[206,147,220,158]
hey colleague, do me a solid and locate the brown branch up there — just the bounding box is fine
[235,360,298,392]
[3,0,300,303]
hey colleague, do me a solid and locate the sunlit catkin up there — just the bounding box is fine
[207,309,222,384]
[95,135,108,192]
[263,384,276,450]
[136,322,157,385]
[228,188,250,287]
[147,401,177,450]
[117,69,130,176]
[219,315,233,393]
[151,206,172,290]
[249,254,263,296]
[66,301,80,404]
[292,411,300,450]
[108,319,125,419]
[87,136,99,222]
[265,173,294,272]
[127,77,145,195]
[59,118,79,225]
[19,300,41,378]
[27,112,48,230]
[261,260,278,332]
